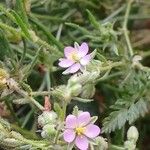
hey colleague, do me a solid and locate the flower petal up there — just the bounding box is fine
[84,124,100,138]
[75,135,89,150]
[69,63,81,73]
[63,63,81,74]
[78,42,89,57]
[58,59,74,68]
[62,68,71,75]
[64,46,76,58]
[63,129,76,143]
[66,115,77,128]
[80,54,91,66]
[77,112,91,126]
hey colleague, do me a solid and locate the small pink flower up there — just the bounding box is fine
[58,42,92,74]
[63,112,100,150]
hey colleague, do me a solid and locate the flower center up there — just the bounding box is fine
[75,127,86,136]
[69,51,80,62]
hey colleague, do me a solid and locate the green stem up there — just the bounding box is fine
[123,0,134,57]
[100,61,124,71]
[14,86,44,110]
[54,102,67,144]
[62,102,67,120]
[54,124,62,144]
[96,71,123,83]
[109,145,125,150]
[31,91,52,96]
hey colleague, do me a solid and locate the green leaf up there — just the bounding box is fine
[86,9,100,29]
[66,22,91,35]
[90,116,98,124]
[22,46,42,79]
[54,103,64,121]
[0,29,11,60]
[15,0,29,27]
[73,97,93,103]
[30,15,64,51]
[102,96,149,134]
[11,10,31,39]
[96,53,107,62]
[102,109,128,133]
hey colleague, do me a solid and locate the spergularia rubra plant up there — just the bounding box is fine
[63,111,100,150]
[58,42,92,74]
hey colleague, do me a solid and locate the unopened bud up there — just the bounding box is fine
[127,126,139,143]
[41,124,56,138]
[68,74,79,86]
[70,84,82,97]
[38,111,57,127]
[80,83,95,98]
[95,136,108,150]
[124,141,136,150]
[132,55,142,68]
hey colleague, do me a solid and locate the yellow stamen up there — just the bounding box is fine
[69,51,80,61]
[75,127,86,136]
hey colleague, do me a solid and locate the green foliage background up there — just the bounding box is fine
[0,0,150,149]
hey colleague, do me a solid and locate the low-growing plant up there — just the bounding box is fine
[0,0,149,149]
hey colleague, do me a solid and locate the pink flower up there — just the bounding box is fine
[58,42,92,74]
[63,112,100,150]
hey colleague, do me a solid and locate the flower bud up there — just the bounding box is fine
[95,136,108,150]
[70,83,82,97]
[38,111,57,127]
[80,83,95,99]
[132,55,142,68]
[132,55,142,64]
[124,141,136,150]
[68,74,79,86]
[41,124,56,138]
[127,126,139,143]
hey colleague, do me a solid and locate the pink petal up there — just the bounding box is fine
[69,63,81,73]
[63,129,76,143]
[84,124,100,138]
[58,59,74,68]
[62,68,71,75]
[78,42,89,57]
[66,115,77,128]
[64,46,76,58]
[77,112,91,126]
[75,135,89,150]
[80,54,91,66]
[63,63,81,74]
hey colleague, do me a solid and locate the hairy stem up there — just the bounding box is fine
[123,0,134,57]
